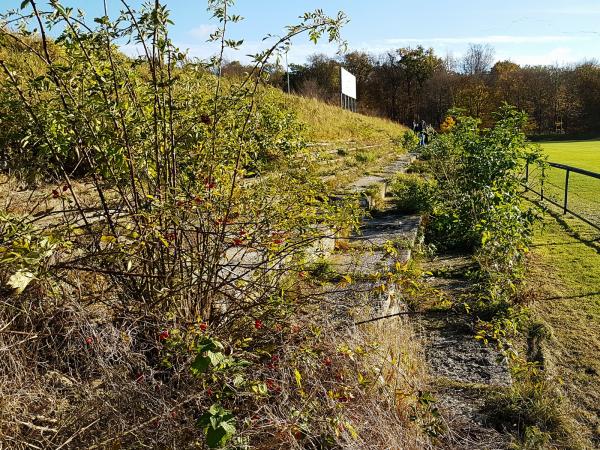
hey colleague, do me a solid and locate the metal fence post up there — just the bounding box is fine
[563,169,570,214]
[541,166,545,201]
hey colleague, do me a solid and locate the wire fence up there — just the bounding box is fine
[523,160,600,230]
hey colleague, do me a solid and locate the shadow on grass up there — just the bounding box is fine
[540,291,600,301]
[524,197,600,254]
[530,240,597,248]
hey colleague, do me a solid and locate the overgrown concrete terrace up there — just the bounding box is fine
[323,152,515,448]
[215,149,415,309]
[324,152,421,322]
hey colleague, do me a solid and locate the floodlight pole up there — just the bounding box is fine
[286,50,290,94]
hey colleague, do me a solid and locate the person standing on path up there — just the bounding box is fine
[414,119,423,145]
[419,120,426,146]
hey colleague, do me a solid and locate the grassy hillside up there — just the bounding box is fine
[263,91,411,190]
[286,93,407,144]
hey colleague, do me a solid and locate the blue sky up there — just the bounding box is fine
[2,1,600,66]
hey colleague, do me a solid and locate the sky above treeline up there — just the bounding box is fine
[2,0,600,67]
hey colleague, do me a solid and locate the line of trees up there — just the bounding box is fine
[224,44,600,136]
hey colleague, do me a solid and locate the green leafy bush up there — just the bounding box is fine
[400,130,419,153]
[424,106,543,300]
[388,173,436,213]
[198,404,237,448]
[0,2,381,448]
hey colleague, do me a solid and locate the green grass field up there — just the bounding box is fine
[530,140,600,229]
[541,140,600,171]
[526,140,600,446]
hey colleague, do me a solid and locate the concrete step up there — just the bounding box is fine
[338,153,418,210]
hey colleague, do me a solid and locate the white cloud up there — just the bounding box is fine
[170,38,342,65]
[497,47,582,66]
[384,35,589,45]
[119,43,146,57]
[188,24,218,40]
[118,32,599,68]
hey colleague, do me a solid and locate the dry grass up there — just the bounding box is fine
[351,316,432,449]
[0,276,433,449]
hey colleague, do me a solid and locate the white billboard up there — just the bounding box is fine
[340,67,356,99]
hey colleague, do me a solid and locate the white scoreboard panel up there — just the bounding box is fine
[340,67,356,99]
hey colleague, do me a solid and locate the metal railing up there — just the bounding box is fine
[524,160,600,230]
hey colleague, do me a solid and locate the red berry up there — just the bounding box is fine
[159,330,169,340]
[232,238,244,246]
[265,379,280,392]
[273,239,284,245]
[206,388,213,396]
[62,184,69,192]
[199,322,208,332]
[254,319,263,329]
[52,189,60,198]
[323,357,332,366]
[85,337,93,345]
